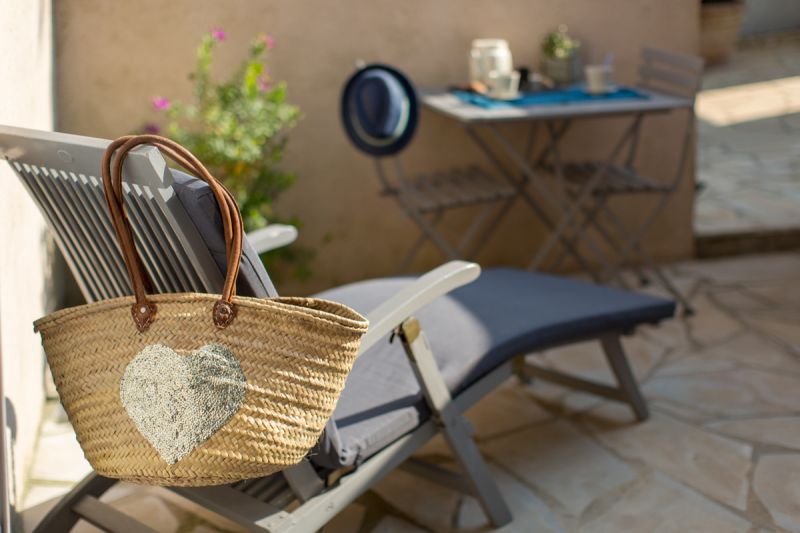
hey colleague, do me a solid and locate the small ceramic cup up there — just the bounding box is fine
[584,64,614,94]
[487,70,521,99]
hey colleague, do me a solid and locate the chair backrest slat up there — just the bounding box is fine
[37,164,118,299]
[14,162,108,300]
[72,172,132,293]
[131,185,194,292]
[642,47,704,73]
[638,65,699,93]
[138,182,202,291]
[122,183,180,293]
[0,125,224,303]
[49,168,128,296]
[121,151,222,295]
[638,47,704,99]
[145,187,208,292]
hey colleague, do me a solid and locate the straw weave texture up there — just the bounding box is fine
[35,292,368,486]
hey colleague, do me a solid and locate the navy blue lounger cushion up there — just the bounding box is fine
[311,269,674,468]
[168,170,675,471]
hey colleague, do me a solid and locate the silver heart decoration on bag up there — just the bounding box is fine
[120,343,247,464]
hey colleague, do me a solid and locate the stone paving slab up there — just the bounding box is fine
[709,417,800,452]
[582,406,752,510]
[695,39,800,242]
[581,472,751,533]
[483,420,638,518]
[753,455,800,532]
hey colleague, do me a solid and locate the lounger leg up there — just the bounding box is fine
[512,354,532,385]
[282,460,325,503]
[33,473,117,533]
[600,335,649,421]
[441,418,513,527]
[397,318,513,527]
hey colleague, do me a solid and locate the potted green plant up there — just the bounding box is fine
[147,28,311,280]
[700,0,746,65]
[541,25,582,85]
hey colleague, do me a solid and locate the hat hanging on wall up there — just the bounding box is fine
[340,63,419,157]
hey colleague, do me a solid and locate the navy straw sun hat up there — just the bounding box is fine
[340,64,419,157]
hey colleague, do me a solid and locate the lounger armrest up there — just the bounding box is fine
[358,260,481,355]
[246,224,298,254]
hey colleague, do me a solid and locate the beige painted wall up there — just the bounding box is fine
[1,0,54,512]
[56,1,699,293]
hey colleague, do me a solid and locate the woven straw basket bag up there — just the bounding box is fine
[34,135,369,486]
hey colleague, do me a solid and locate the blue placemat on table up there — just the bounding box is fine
[453,86,649,109]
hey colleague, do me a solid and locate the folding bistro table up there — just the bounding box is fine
[421,74,697,309]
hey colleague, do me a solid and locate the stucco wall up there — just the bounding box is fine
[0,0,54,513]
[55,1,699,293]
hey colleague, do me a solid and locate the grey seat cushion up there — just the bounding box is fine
[171,170,278,298]
[310,269,674,468]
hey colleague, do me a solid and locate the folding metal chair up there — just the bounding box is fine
[542,48,704,314]
[341,64,518,273]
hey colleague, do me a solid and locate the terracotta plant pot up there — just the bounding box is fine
[700,1,746,66]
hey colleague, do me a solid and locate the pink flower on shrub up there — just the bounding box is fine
[151,96,171,111]
[257,76,272,92]
[257,33,274,50]
[144,122,161,134]
[211,27,226,42]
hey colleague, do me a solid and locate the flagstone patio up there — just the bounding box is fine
[695,35,800,251]
[21,252,800,532]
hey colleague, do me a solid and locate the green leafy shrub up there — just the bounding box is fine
[150,28,300,230]
[541,25,581,60]
[147,28,310,280]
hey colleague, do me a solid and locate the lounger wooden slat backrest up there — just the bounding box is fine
[0,125,223,303]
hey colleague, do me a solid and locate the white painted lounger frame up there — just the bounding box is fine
[0,125,647,532]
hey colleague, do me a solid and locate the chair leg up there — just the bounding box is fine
[600,335,649,421]
[517,119,640,271]
[584,213,648,288]
[442,416,513,527]
[464,123,598,277]
[402,205,461,260]
[395,211,446,274]
[396,318,513,527]
[33,473,117,533]
[641,259,695,316]
[466,199,516,261]
[547,196,629,286]
[598,204,694,315]
[512,354,532,385]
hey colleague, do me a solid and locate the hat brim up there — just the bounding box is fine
[341,64,419,157]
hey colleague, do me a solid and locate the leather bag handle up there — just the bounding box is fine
[101,135,243,331]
